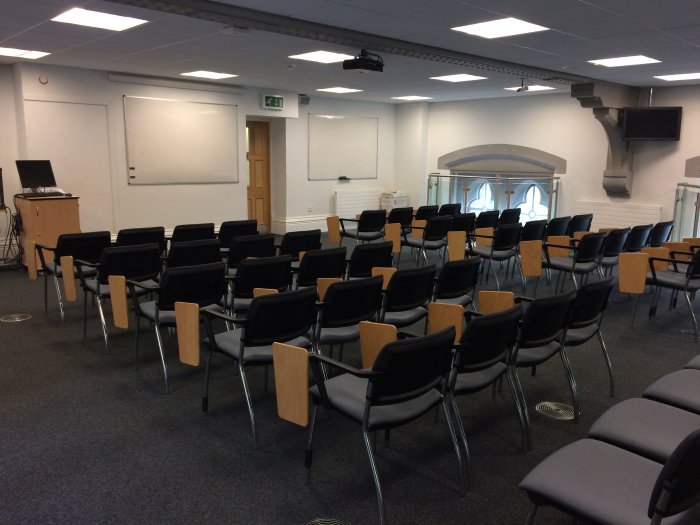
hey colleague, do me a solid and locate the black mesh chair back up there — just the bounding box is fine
[53,231,112,265]
[243,287,317,347]
[320,276,384,328]
[233,255,292,298]
[625,224,653,252]
[218,220,258,248]
[546,216,571,237]
[279,229,322,260]
[438,203,461,216]
[475,210,499,229]
[115,226,166,252]
[435,257,480,300]
[423,215,453,241]
[386,207,413,227]
[648,220,674,247]
[569,277,613,329]
[493,223,522,251]
[296,247,348,287]
[685,249,700,278]
[347,241,393,278]
[415,205,438,221]
[517,290,576,348]
[156,261,226,311]
[368,327,455,405]
[574,232,606,264]
[167,238,221,268]
[356,210,388,232]
[602,228,630,257]
[499,208,522,226]
[648,428,700,520]
[450,213,476,233]
[566,214,593,236]
[455,304,522,371]
[227,234,276,268]
[384,265,436,312]
[170,222,215,243]
[520,220,547,242]
[95,243,162,285]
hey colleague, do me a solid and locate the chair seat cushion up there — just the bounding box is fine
[403,238,446,250]
[309,373,442,428]
[207,329,311,364]
[343,230,384,241]
[646,271,700,291]
[382,306,427,328]
[643,369,700,414]
[684,354,700,370]
[318,325,360,345]
[53,263,98,278]
[471,246,515,260]
[435,294,471,307]
[139,302,221,325]
[454,363,507,394]
[547,257,598,273]
[519,438,693,525]
[564,324,599,346]
[588,397,700,463]
[516,341,561,367]
[84,278,157,298]
[600,256,618,268]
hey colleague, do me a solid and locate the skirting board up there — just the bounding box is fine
[271,215,328,235]
[575,200,661,231]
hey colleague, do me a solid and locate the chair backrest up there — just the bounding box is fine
[493,223,522,250]
[520,220,547,242]
[450,213,476,233]
[455,304,522,372]
[475,210,499,229]
[499,208,522,226]
[218,220,258,247]
[227,234,276,267]
[368,326,455,406]
[54,231,112,264]
[438,203,461,216]
[602,228,630,257]
[233,255,292,298]
[685,249,700,278]
[320,275,384,327]
[347,241,393,278]
[243,287,318,346]
[648,428,700,520]
[566,213,593,236]
[279,229,322,260]
[415,205,439,221]
[115,226,166,252]
[574,232,606,263]
[423,215,453,241]
[625,224,653,252]
[546,216,571,237]
[170,223,215,243]
[569,277,614,329]
[96,243,162,284]
[384,265,436,312]
[357,210,388,232]
[648,220,674,247]
[517,290,577,348]
[435,257,480,300]
[296,247,347,287]
[386,207,413,227]
[167,238,221,268]
[156,261,226,310]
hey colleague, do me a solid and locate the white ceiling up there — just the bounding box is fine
[2,0,700,103]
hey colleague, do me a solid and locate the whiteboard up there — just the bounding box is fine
[308,114,378,180]
[123,96,238,185]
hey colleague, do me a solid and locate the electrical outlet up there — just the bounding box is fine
[307,206,313,212]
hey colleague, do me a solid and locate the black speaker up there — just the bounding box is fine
[0,167,5,210]
[298,93,310,105]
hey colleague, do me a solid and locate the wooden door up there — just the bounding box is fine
[246,121,271,231]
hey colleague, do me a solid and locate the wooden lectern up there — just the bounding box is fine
[16,195,80,271]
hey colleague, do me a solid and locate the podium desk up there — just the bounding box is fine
[16,195,80,271]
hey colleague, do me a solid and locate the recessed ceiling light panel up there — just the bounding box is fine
[588,55,660,67]
[654,73,700,81]
[181,71,237,80]
[317,87,362,93]
[452,17,549,39]
[430,74,487,82]
[288,51,354,64]
[504,85,555,92]
[0,47,50,59]
[391,96,433,101]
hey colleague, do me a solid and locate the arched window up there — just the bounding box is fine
[467,181,494,213]
[516,184,549,221]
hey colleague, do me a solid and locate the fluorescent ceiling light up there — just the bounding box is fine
[452,17,548,39]
[392,96,433,101]
[431,73,487,82]
[181,71,237,80]
[288,51,353,64]
[52,7,147,31]
[504,85,555,91]
[317,87,362,93]
[654,72,700,81]
[0,47,50,59]
[588,55,660,67]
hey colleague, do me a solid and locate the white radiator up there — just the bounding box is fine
[334,188,383,218]
[575,200,661,230]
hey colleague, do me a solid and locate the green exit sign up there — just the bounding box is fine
[262,94,284,110]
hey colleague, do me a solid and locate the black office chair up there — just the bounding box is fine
[340,210,387,245]
[295,247,347,288]
[625,224,653,252]
[499,208,521,226]
[475,210,499,229]
[165,238,221,268]
[278,229,322,262]
[545,216,571,237]
[434,257,480,308]
[386,207,413,230]
[379,265,436,330]
[450,213,476,235]
[306,326,464,525]
[401,215,452,266]
[647,220,674,247]
[520,220,548,242]
[600,228,630,277]
[438,203,461,216]
[469,223,522,290]
[544,232,606,291]
[346,241,393,278]
[227,255,293,314]
[218,219,258,254]
[415,205,439,221]
[226,234,276,274]
[170,222,215,243]
[566,213,593,236]
[115,226,166,253]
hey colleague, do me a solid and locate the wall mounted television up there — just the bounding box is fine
[15,160,58,190]
[621,107,682,141]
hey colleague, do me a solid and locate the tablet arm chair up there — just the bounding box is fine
[339,210,387,245]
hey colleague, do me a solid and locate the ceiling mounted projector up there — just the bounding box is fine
[343,49,384,72]
[516,78,529,93]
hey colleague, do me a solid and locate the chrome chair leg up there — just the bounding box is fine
[363,429,386,525]
[597,330,615,397]
[305,404,319,483]
[506,368,528,453]
[96,297,110,352]
[134,317,141,368]
[202,350,213,413]
[559,347,579,422]
[448,395,470,491]
[511,367,531,450]
[525,503,538,525]
[154,324,169,395]
[442,398,466,494]
[239,362,257,449]
[684,290,698,343]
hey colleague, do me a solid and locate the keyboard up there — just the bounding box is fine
[19,191,68,198]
